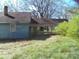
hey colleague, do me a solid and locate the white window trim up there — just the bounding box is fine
[10,23,16,32]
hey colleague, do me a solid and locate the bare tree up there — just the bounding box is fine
[31,0,73,19]
[31,0,56,18]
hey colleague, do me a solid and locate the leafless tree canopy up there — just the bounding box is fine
[31,0,70,18]
[31,0,79,19]
[31,0,55,18]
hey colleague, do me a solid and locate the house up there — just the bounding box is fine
[0,6,31,39]
[0,6,68,39]
[0,6,54,39]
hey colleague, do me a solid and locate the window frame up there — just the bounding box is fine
[10,23,16,32]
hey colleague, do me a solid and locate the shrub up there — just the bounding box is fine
[66,16,79,38]
[54,21,68,36]
[54,15,79,38]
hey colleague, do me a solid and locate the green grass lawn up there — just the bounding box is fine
[0,36,79,59]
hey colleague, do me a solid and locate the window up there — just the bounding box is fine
[10,23,16,32]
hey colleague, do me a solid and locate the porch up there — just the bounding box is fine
[29,24,55,38]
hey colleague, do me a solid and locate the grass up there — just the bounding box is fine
[0,36,79,59]
[12,36,79,59]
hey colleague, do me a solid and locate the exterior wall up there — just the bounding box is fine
[10,24,30,39]
[0,23,30,39]
[0,23,10,38]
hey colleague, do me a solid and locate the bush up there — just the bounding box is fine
[54,21,68,36]
[66,16,79,38]
[54,15,79,38]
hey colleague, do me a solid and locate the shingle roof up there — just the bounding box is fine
[0,12,31,23]
[0,11,68,26]
[31,17,55,26]
[31,17,68,27]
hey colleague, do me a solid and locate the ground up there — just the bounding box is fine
[0,36,58,56]
[0,35,79,59]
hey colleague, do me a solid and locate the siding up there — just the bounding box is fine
[10,24,30,39]
[0,23,30,39]
[0,23,10,38]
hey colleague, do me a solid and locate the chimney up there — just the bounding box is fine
[4,6,8,15]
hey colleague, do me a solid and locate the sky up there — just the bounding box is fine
[0,0,30,12]
[64,0,78,7]
[0,0,78,12]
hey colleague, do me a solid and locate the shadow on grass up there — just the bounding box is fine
[0,33,57,43]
